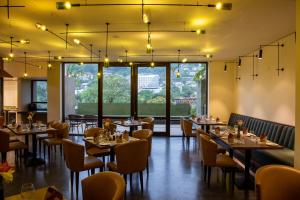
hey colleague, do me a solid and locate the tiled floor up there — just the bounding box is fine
[4,136,255,200]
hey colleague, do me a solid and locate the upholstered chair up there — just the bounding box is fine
[0,130,28,163]
[255,165,300,200]
[37,120,58,156]
[62,139,104,199]
[132,129,153,174]
[81,172,126,200]
[43,123,70,163]
[107,140,148,192]
[141,117,154,132]
[200,134,236,189]
[84,127,110,162]
[182,119,196,146]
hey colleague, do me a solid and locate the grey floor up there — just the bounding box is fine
[4,136,255,200]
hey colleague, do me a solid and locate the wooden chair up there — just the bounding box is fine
[196,128,226,155]
[68,114,83,134]
[0,130,28,163]
[81,172,125,200]
[200,134,236,189]
[132,129,153,174]
[83,115,98,130]
[141,117,154,132]
[62,139,104,199]
[255,165,300,200]
[107,140,148,192]
[84,128,110,162]
[37,121,58,156]
[43,123,70,164]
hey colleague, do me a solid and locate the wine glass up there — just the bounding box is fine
[21,183,35,200]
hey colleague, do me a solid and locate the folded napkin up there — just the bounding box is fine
[85,136,94,140]
[44,187,63,200]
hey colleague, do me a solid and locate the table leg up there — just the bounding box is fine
[129,127,134,136]
[244,150,251,189]
[25,134,45,167]
[205,125,210,133]
[110,147,115,162]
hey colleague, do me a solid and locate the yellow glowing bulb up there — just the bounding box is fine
[20,39,30,44]
[206,54,212,58]
[48,63,52,68]
[150,62,155,67]
[216,2,223,10]
[9,53,14,58]
[104,57,109,63]
[146,43,152,49]
[2,57,9,61]
[80,62,84,65]
[64,1,72,9]
[57,56,62,60]
[143,14,149,24]
[176,71,181,78]
[40,25,47,31]
[38,65,42,69]
[182,58,187,63]
[196,29,201,35]
[97,72,101,77]
[73,39,81,44]
[129,62,133,66]
[24,72,28,77]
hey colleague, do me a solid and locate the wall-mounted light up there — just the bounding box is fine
[224,64,227,72]
[258,47,263,60]
[238,57,241,67]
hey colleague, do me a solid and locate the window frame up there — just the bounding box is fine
[31,80,48,111]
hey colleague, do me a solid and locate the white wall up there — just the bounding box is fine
[234,33,295,125]
[4,61,47,78]
[294,0,300,169]
[209,61,235,122]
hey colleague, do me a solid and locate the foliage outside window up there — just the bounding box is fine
[32,80,47,110]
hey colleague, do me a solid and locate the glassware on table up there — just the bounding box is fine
[21,183,35,200]
[234,125,238,134]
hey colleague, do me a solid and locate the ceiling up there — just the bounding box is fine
[0,0,296,65]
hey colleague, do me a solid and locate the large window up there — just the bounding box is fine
[32,80,47,110]
[64,63,98,116]
[103,67,131,117]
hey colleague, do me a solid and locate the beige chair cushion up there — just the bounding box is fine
[86,147,110,157]
[9,141,28,151]
[216,154,236,168]
[44,138,63,145]
[84,156,104,170]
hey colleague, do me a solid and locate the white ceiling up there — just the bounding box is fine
[0,0,296,65]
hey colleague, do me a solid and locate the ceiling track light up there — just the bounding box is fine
[55,1,232,10]
[238,57,241,67]
[150,50,155,67]
[251,54,258,80]
[9,36,14,58]
[224,64,227,72]
[176,50,181,78]
[63,29,207,34]
[48,51,52,69]
[119,53,212,59]
[0,0,25,19]
[258,43,284,76]
[236,66,241,81]
[36,22,72,46]
[104,22,110,68]
[24,52,28,77]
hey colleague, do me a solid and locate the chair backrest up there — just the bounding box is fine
[196,128,209,152]
[0,130,9,152]
[132,129,153,156]
[62,139,84,172]
[200,134,217,166]
[84,127,104,137]
[56,123,70,138]
[182,119,193,136]
[255,165,300,200]
[81,171,125,200]
[0,116,5,128]
[115,140,148,174]
[141,117,154,131]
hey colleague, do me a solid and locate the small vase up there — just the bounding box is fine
[0,176,4,200]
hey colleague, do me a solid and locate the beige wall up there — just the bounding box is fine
[3,79,18,107]
[294,0,300,169]
[209,61,235,122]
[234,34,295,125]
[4,61,47,78]
[47,62,61,121]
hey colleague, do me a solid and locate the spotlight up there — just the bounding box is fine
[224,64,227,72]
[64,1,72,9]
[258,48,263,60]
[104,57,109,63]
[36,23,47,31]
[56,1,72,9]
[73,39,81,44]
[20,39,30,44]
[129,62,133,66]
[196,29,201,35]
[143,13,150,24]
[182,58,187,63]
[24,72,28,77]
[150,62,155,67]
[206,54,212,59]
[8,53,14,58]
[216,2,223,10]
[238,58,241,67]
[54,56,62,60]
[48,63,52,68]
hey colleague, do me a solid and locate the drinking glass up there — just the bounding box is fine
[234,125,238,134]
[21,183,35,200]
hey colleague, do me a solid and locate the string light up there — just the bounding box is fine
[104,23,110,67]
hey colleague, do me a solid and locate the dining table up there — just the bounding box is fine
[113,120,145,136]
[209,128,283,190]
[5,186,64,200]
[191,117,227,132]
[83,136,139,161]
[7,125,56,167]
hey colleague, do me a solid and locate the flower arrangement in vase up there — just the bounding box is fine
[0,162,14,200]
[27,112,34,129]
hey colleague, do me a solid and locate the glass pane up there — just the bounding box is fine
[138,67,166,117]
[171,63,207,117]
[64,63,98,115]
[33,81,47,102]
[103,67,131,117]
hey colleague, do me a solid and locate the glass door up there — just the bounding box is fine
[137,65,168,134]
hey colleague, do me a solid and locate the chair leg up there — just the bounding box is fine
[123,174,127,185]
[230,169,235,192]
[38,139,41,156]
[47,145,51,164]
[43,143,46,160]
[146,158,149,176]
[130,173,132,187]
[203,165,207,181]
[139,171,144,192]
[91,168,95,175]
[60,144,63,157]
[70,171,74,192]
[1,152,7,163]
[207,166,212,187]
[75,172,79,199]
